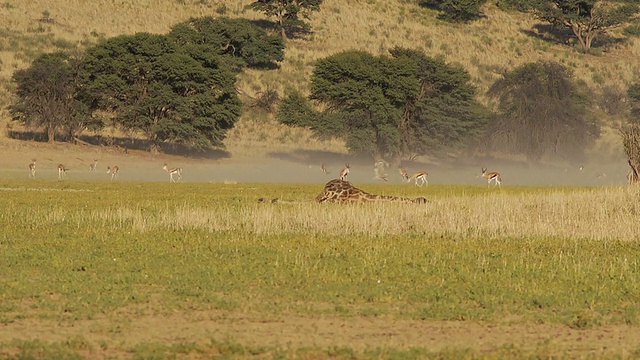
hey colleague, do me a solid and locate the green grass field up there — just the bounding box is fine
[1,179,639,358]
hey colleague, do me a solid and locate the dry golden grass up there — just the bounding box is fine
[39,184,640,240]
[1,0,638,157]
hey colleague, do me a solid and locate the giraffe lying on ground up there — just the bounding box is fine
[259,179,428,204]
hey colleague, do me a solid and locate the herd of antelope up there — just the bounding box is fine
[327,161,501,188]
[24,157,637,186]
[25,159,183,183]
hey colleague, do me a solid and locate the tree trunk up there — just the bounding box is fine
[277,12,287,40]
[47,125,56,143]
[627,159,639,185]
[622,124,640,185]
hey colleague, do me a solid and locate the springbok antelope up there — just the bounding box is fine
[339,163,350,181]
[481,167,501,187]
[163,164,183,183]
[321,163,328,175]
[28,159,36,179]
[106,166,119,181]
[372,160,388,182]
[57,164,67,180]
[408,171,428,187]
[399,168,409,182]
[89,159,98,172]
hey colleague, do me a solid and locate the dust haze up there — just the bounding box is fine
[2,142,631,187]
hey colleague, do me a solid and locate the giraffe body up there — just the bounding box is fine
[260,179,427,204]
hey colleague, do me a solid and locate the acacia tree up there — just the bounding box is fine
[247,0,323,40]
[280,48,487,161]
[168,16,285,71]
[531,0,639,51]
[81,33,241,153]
[10,52,96,143]
[487,60,599,162]
[421,0,489,22]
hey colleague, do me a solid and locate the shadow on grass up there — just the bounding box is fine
[6,129,231,160]
[522,24,627,51]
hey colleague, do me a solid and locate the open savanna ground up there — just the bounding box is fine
[1,179,639,358]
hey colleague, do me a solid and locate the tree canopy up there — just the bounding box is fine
[247,0,323,39]
[487,60,599,162]
[81,32,241,152]
[530,0,639,51]
[420,0,489,22]
[279,48,487,161]
[168,16,284,71]
[10,52,97,143]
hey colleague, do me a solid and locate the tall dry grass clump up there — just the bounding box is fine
[54,186,640,241]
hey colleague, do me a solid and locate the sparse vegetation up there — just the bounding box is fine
[2,2,640,355]
[0,180,639,357]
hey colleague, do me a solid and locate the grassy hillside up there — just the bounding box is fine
[1,0,638,159]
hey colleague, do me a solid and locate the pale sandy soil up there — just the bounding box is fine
[1,307,640,358]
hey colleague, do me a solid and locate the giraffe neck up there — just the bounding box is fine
[361,194,427,203]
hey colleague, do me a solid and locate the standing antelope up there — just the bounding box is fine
[408,171,428,187]
[373,160,388,182]
[106,166,119,181]
[481,167,502,187]
[89,159,98,172]
[28,159,37,179]
[58,164,67,180]
[399,168,409,182]
[339,163,350,181]
[321,163,329,175]
[163,164,183,183]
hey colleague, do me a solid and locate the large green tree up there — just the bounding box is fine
[247,0,323,40]
[282,48,487,160]
[486,60,599,162]
[168,16,285,71]
[530,0,639,51]
[81,33,241,152]
[10,52,96,143]
[421,0,489,22]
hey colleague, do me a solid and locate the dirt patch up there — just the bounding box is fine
[1,309,639,357]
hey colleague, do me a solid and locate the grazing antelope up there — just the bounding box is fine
[372,160,388,182]
[28,159,37,179]
[481,167,501,187]
[163,164,183,183]
[408,171,428,187]
[58,164,67,180]
[89,159,98,172]
[339,163,350,181]
[321,163,329,175]
[399,167,409,182]
[106,166,119,181]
